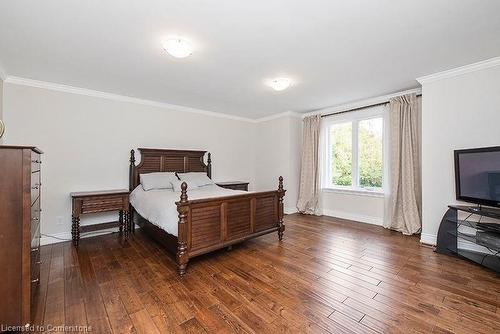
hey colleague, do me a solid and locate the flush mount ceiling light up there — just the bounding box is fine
[162,37,193,58]
[267,77,292,91]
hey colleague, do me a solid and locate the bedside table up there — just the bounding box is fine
[70,189,130,246]
[216,181,249,191]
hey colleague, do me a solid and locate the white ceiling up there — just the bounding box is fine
[1,0,499,119]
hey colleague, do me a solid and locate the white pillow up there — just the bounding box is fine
[177,172,214,187]
[140,172,178,191]
[171,179,199,192]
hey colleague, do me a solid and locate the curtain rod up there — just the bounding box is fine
[321,93,422,118]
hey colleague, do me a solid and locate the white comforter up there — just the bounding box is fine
[130,184,247,236]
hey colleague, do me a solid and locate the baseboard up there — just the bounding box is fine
[420,233,437,246]
[321,209,383,226]
[284,206,298,215]
[40,232,72,246]
[40,227,121,245]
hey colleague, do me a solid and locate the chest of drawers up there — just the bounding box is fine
[0,146,43,327]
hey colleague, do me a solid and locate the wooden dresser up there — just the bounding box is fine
[0,146,42,328]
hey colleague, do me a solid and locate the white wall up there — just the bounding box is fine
[288,115,302,212]
[254,113,302,213]
[3,83,262,242]
[320,192,384,225]
[420,62,500,245]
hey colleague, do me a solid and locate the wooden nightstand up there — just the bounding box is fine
[70,189,130,246]
[216,181,249,191]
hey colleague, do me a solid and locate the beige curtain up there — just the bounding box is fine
[384,93,422,235]
[297,115,321,215]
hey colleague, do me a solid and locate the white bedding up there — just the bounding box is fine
[130,184,247,236]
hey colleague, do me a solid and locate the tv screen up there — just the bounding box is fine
[455,146,500,207]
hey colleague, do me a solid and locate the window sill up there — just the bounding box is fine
[321,187,385,198]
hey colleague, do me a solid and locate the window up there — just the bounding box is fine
[330,122,353,186]
[323,107,385,193]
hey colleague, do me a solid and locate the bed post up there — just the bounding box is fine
[176,182,189,275]
[207,152,212,178]
[129,150,136,233]
[277,176,285,241]
[129,150,136,191]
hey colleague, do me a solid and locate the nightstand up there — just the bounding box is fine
[216,181,249,191]
[70,189,130,246]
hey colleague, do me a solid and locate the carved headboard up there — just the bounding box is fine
[129,148,211,191]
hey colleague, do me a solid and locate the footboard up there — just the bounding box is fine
[175,177,286,275]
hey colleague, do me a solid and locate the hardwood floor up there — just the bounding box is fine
[31,214,500,333]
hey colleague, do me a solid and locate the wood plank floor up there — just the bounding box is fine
[31,214,500,334]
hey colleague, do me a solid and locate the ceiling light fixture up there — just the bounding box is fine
[267,78,292,91]
[162,38,193,58]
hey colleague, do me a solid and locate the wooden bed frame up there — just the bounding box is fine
[129,148,285,275]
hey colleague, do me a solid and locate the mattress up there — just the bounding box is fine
[130,184,247,236]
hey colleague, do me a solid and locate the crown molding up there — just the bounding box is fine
[303,87,422,118]
[254,110,302,123]
[417,56,500,84]
[4,76,264,123]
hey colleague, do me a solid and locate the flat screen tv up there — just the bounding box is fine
[455,146,500,208]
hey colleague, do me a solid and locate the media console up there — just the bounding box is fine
[436,205,500,273]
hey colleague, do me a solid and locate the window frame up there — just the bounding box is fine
[321,106,386,196]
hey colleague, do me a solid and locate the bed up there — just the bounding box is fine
[128,148,285,275]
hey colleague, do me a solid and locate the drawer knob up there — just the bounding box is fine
[35,261,42,265]
[31,278,40,284]
[32,185,40,190]
[31,247,39,252]
[32,217,39,221]
[32,159,42,164]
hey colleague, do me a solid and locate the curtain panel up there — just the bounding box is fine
[297,115,321,215]
[384,93,422,235]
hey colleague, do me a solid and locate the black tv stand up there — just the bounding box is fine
[436,205,500,273]
[467,205,500,219]
[469,205,482,212]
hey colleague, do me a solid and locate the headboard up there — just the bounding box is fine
[129,148,211,191]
